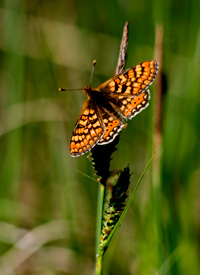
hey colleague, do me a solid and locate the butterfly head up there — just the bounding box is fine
[83,85,92,96]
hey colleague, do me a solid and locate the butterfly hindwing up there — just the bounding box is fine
[97,106,127,145]
[117,89,150,119]
[69,100,104,157]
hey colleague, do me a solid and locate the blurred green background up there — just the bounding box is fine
[0,0,200,274]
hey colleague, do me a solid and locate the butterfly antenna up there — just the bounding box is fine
[89,60,96,88]
[58,88,83,92]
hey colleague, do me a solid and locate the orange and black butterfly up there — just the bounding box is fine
[68,61,158,157]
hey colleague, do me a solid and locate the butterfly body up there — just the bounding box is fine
[69,61,159,157]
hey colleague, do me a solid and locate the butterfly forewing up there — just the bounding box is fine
[98,61,158,96]
[69,100,104,157]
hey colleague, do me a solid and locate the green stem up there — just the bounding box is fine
[95,250,103,275]
[95,183,105,274]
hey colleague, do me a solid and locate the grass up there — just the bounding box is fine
[0,0,200,274]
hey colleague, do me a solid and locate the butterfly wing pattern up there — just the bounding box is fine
[96,105,126,145]
[69,61,158,157]
[69,100,104,156]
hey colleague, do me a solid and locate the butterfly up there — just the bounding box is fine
[69,60,158,157]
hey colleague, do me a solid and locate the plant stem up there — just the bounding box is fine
[153,23,164,269]
[95,250,103,275]
[94,22,129,274]
[95,183,105,275]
